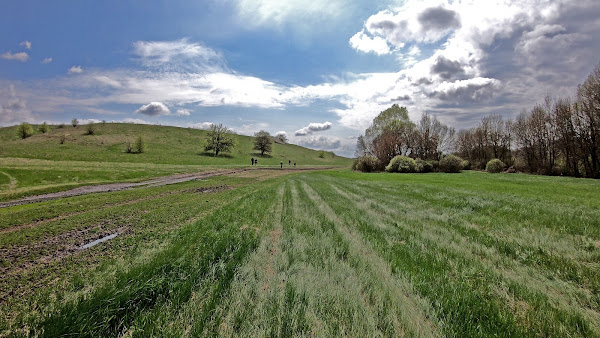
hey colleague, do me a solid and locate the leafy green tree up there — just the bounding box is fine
[71,118,79,127]
[253,130,273,156]
[274,132,288,144]
[365,104,416,164]
[204,124,235,156]
[134,136,146,153]
[85,123,96,135]
[38,122,50,133]
[17,122,34,139]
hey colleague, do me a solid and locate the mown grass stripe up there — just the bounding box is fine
[299,179,441,337]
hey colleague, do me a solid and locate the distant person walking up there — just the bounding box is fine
[294,161,296,168]
[255,159,258,166]
[280,161,283,169]
[251,157,255,166]
[288,159,291,165]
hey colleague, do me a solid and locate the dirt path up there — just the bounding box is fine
[0,167,337,208]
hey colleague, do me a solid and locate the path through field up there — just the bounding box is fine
[0,167,332,208]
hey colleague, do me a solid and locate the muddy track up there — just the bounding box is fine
[0,167,336,209]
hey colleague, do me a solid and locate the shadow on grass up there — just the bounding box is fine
[198,152,234,158]
[251,153,273,158]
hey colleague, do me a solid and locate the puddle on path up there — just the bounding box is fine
[79,232,121,250]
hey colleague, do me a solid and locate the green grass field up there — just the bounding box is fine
[1,169,599,336]
[0,123,352,200]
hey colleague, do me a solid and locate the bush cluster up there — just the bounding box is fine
[439,155,464,173]
[17,122,34,139]
[415,158,434,173]
[353,156,380,172]
[486,159,505,173]
[386,155,416,173]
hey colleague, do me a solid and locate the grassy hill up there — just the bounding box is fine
[0,123,352,166]
[0,123,352,200]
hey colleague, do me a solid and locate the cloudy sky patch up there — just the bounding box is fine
[1,0,600,157]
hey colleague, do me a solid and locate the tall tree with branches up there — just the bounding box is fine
[204,124,235,157]
[253,130,273,156]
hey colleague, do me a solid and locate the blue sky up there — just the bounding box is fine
[2,0,600,157]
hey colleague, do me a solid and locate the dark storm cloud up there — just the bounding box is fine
[418,7,461,31]
[427,81,496,103]
[431,56,465,80]
[391,94,411,101]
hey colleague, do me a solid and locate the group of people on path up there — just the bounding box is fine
[251,157,296,169]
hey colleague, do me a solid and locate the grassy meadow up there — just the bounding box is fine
[0,123,352,200]
[1,168,599,337]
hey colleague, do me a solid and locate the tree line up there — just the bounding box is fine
[355,62,600,178]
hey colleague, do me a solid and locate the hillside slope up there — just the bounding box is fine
[0,123,353,167]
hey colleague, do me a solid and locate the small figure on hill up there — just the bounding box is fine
[289,159,291,165]
[294,161,296,168]
[280,161,283,169]
[255,159,258,166]
[251,157,254,166]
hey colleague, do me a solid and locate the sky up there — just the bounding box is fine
[1,0,600,157]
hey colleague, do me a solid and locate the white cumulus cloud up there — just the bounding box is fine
[295,121,332,136]
[41,57,53,64]
[68,66,83,74]
[134,102,170,116]
[175,108,191,116]
[1,51,29,62]
[234,0,346,27]
[19,41,32,50]
[349,31,391,55]
[189,122,213,129]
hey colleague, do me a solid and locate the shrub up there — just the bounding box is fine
[60,135,67,144]
[318,151,326,158]
[439,155,463,173]
[427,160,439,172]
[71,118,79,127]
[57,123,65,129]
[17,122,34,139]
[125,142,133,153]
[354,156,379,172]
[85,123,96,135]
[38,122,50,133]
[386,155,416,173]
[461,160,471,170]
[415,158,434,173]
[134,136,146,153]
[486,158,505,173]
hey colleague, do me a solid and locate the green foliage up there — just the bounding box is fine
[57,123,66,129]
[16,122,34,139]
[205,124,235,157]
[354,156,379,172]
[486,158,505,173]
[386,155,416,173]
[274,132,288,144]
[125,142,133,153]
[85,123,96,135]
[318,151,326,158]
[415,158,434,173]
[71,118,79,128]
[59,135,66,144]
[38,122,50,134]
[439,155,463,173]
[134,136,146,154]
[253,130,272,156]
[461,160,470,170]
